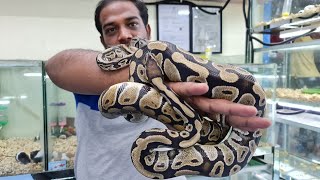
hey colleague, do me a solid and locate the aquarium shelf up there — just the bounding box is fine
[275,150,320,180]
[253,10,320,33]
[254,146,273,157]
[276,112,320,132]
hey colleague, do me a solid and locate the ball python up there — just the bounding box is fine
[97,37,266,179]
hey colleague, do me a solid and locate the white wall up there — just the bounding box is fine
[0,16,102,60]
[0,0,247,61]
[221,3,247,56]
[0,0,101,60]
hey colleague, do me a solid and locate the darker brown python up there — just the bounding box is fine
[96,37,266,179]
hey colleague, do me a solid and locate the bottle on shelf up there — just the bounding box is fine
[282,0,293,17]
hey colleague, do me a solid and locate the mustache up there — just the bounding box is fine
[106,36,143,48]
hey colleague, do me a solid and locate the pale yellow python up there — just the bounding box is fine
[96,37,266,179]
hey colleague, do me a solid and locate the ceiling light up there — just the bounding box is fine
[23,73,42,77]
[0,100,10,105]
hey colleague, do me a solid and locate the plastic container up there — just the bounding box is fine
[204,46,212,61]
[0,105,8,127]
[282,0,293,17]
[49,102,67,134]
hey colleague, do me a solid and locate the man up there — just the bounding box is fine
[45,0,271,179]
[290,33,320,88]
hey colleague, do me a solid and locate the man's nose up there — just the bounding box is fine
[118,27,133,44]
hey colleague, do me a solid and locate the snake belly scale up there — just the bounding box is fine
[96,38,266,179]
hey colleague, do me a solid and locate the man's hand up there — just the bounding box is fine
[168,82,272,132]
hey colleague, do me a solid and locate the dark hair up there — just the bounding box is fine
[94,0,149,36]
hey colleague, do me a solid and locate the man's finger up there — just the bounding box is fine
[234,127,259,132]
[168,82,208,97]
[190,96,258,117]
[228,116,272,129]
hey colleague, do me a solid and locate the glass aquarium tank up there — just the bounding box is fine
[46,76,76,171]
[238,63,277,150]
[251,0,320,31]
[0,60,77,177]
[268,44,320,179]
[249,0,320,178]
[0,60,46,176]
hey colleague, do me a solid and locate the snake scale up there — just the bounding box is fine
[96,37,266,179]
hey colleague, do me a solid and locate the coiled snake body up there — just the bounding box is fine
[97,38,266,179]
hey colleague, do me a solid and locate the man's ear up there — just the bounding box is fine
[146,24,151,40]
[100,35,107,49]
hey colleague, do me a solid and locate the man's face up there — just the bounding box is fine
[99,1,151,48]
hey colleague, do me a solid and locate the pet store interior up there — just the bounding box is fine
[0,0,320,179]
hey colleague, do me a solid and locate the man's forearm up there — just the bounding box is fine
[45,49,129,95]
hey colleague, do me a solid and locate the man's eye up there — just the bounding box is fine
[105,28,116,34]
[129,22,138,28]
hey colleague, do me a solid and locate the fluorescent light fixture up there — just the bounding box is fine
[2,96,27,100]
[23,73,49,78]
[279,25,320,39]
[280,29,310,38]
[252,75,280,79]
[0,100,10,105]
[2,96,15,100]
[312,159,320,164]
[23,73,42,77]
[280,16,320,29]
[284,45,320,51]
[288,16,320,27]
[20,95,27,99]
